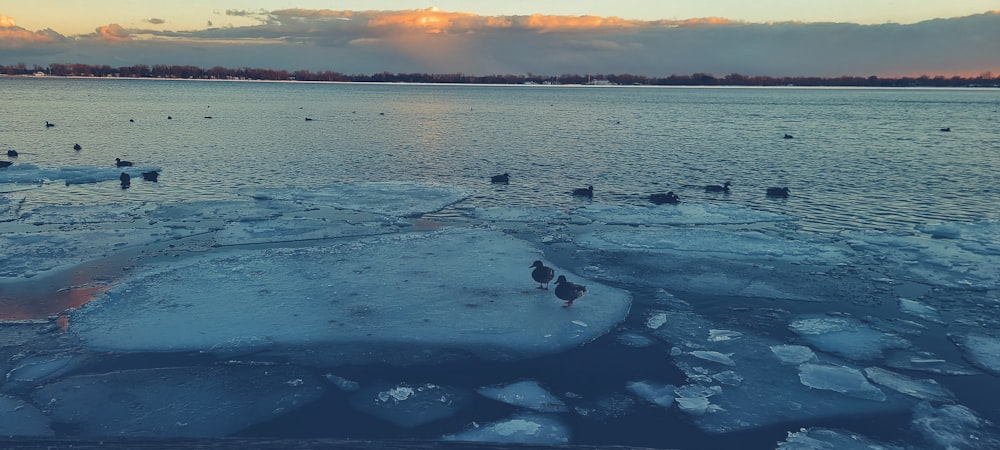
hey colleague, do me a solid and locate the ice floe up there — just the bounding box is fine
[949,334,1000,377]
[770,344,818,365]
[789,315,911,361]
[241,182,472,218]
[477,380,568,413]
[69,228,631,365]
[442,413,569,445]
[625,380,675,409]
[910,401,1000,449]
[797,363,886,401]
[863,367,955,403]
[0,163,161,186]
[778,427,903,450]
[573,203,795,226]
[352,382,467,427]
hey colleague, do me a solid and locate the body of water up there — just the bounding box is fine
[1,77,999,448]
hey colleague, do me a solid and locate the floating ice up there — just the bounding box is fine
[0,225,202,281]
[778,427,903,450]
[883,350,979,376]
[688,350,736,366]
[574,203,794,226]
[3,354,88,392]
[950,334,1000,376]
[798,363,885,401]
[770,345,817,365]
[576,228,844,263]
[911,401,1000,449]
[625,380,675,409]
[0,395,52,436]
[477,380,568,413]
[241,182,471,218]
[646,311,668,329]
[352,382,467,427]
[33,365,325,437]
[442,413,569,445]
[474,207,571,223]
[69,228,631,365]
[863,367,954,403]
[213,216,400,246]
[898,298,944,324]
[0,163,161,185]
[789,316,911,361]
[617,331,656,348]
[323,373,360,392]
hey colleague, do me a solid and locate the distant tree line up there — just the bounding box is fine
[2,62,997,88]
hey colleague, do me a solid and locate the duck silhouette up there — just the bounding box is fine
[115,158,133,167]
[119,172,131,188]
[141,170,160,182]
[572,185,594,198]
[530,261,556,290]
[705,181,731,193]
[6,149,17,157]
[555,275,587,307]
[766,187,790,198]
[0,161,12,168]
[784,133,794,139]
[491,173,510,183]
[73,143,82,151]
[649,191,680,205]
[45,121,55,128]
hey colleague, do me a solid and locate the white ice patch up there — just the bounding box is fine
[950,334,1000,376]
[477,380,568,413]
[911,401,1000,449]
[863,367,954,403]
[241,182,471,218]
[33,365,325,437]
[778,427,903,450]
[4,354,88,392]
[0,163,161,185]
[0,395,52,436]
[352,382,467,427]
[898,298,944,324]
[69,228,631,365]
[442,413,569,445]
[789,316,911,361]
[574,203,794,226]
[626,380,676,409]
[798,363,885,401]
[688,350,736,366]
[770,345,817,365]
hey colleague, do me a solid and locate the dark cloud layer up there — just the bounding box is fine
[0,9,997,77]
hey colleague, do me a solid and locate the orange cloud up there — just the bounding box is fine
[95,23,131,41]
[1,14,17,28]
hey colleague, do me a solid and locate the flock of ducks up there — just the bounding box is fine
[491,172,791,203]
[530,261,586,308]
[0,121,160,189]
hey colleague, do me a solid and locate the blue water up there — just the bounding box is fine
[2,77,1000,448]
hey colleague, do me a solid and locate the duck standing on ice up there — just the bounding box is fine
[530,260,555,290]
[555,275,587,307]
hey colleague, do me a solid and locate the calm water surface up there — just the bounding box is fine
[2,78,999,448]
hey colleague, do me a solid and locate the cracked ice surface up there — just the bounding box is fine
[69,227,631,365]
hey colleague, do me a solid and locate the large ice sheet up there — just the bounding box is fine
[33,365,325,437]
[241,182,472,218]
[950,334,1000,377]
[69,228,632,364]
[778,427,903,450]
[0,164,161,185]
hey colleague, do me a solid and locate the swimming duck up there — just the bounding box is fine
[555,275,587,307]
[73,143,82,151]
[141,170,159,182]
[766,187,790,197]
[45,121,55,128]
[784,133,794,139]
[119,172,131,188]
[573,185,594,198]
[6,149,17,157]
[115,158,133,167]
[940,127,951,132]
[491,173,510,183]
[530,260,556,290]
[705,181,731,193]
[649,191,680,205]
[0,161,12,168]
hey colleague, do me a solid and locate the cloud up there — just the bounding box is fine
[146,18,165,26]
[0,9,997,77]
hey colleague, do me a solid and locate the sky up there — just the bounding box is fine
[1,1,998,78]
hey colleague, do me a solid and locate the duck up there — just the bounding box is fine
[0,161,12,168]
[649,191,680,205]
[572,185,594,198]
[6,149,17,157]
[783,133,794,139]
[940,127,951,132]
[45,121,55,128]
[119,172,131,188]
[766,187,790,198]
[305,117,313,121]
[530,261,556,290]
[705,181,731,193]
[115,158,133,167]
[555,275,587,307]
[141,170,160,182]
[491,173,510,183]
[73,143,82,151]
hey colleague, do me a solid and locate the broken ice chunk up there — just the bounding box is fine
[798,363,885,401]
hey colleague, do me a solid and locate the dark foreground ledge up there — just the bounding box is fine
[0,437,670,450]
